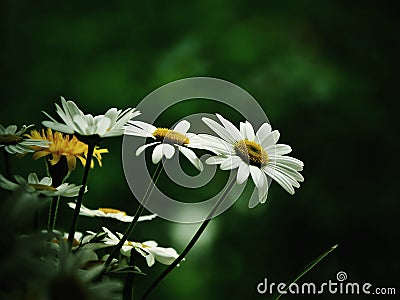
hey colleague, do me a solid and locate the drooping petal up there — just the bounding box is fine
[136,142,160,156]
[152,144,164,164]
[162,144,175,159]
[249,166,263,188]
[178,146,203,171]
[220,156,243,170]
[264,167,295,194]
[237,163,250,184]
[205,156,228,165]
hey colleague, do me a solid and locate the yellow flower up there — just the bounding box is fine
[26,128,108,172]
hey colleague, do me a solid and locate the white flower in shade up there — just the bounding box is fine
[102,227,180,267]
[0,124,49,154]
[67,203,157,223]
[42,96,140,139]
[124,120,204,171]
[0,173,83,197]
[202,114,304,208]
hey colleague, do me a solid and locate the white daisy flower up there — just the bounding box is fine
[0,124,49,154]
[124,119,204,171]
[67,202,157,223]
[202,114,304,208]
[42,96,140,139]
[102,227,180,267]
[0,172,83,197]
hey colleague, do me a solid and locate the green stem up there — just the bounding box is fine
[67,142,95,250]
[99,163,163,278]
[273,244,338,300]
[140,178,237,300]
[48,196,60,230]
[123,250,137,300]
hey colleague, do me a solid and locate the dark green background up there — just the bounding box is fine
[1,1,398,299]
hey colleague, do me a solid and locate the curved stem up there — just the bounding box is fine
[99,163,163,278]
[67,142,95,250]
[140,178,237,300]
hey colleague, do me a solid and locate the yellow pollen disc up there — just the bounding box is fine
[29,184,57,191]
[234,139,268,167]
[0,134,23,145]
[152,128,189,145]
[98,208,127,215]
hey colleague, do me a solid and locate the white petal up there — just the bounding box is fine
[42,121,74,134]
[205,156,227,165]
[5,125,17,134]
[266,144,292,156]
[124,125,154,138]
[255,122,272,143]
[102,227,119,242]
[237,163,250,184]
[270,155,304,171]
[264,167,295,194]
[269,163,304,182]
[138,214,157,222]
[220,156,243,170]
[162,144,175,159]
[128,121,157,134]
[28,173,39,184]
[145,254,155,267]
[240,121,255,141]
[216,114,242,142]
[173,120,190,134]
[261,130,280,148]
[152,144,164,164]
[178,146,203,171]
[95,116,111,136]
[202,117,236,144]
[249,166,263,188]
[40,177,52,186]
[136,142,160,156]
[191,134,234,155]
[258,172,269,203]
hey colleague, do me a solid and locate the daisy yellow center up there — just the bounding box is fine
[29,184,57,191]
[0,134,23,145]
[152,128,189,145]
[234,139,268,167]
[98,208,127,215]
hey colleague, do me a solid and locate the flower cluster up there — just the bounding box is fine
[1,96,304,299]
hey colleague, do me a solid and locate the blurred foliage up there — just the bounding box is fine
[1,0,399,299]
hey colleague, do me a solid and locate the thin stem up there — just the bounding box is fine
[99,163,163,278]
[140,178,237,300]
[123,250,137,300]
[67,142,95,250]
[48,196,60,230]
